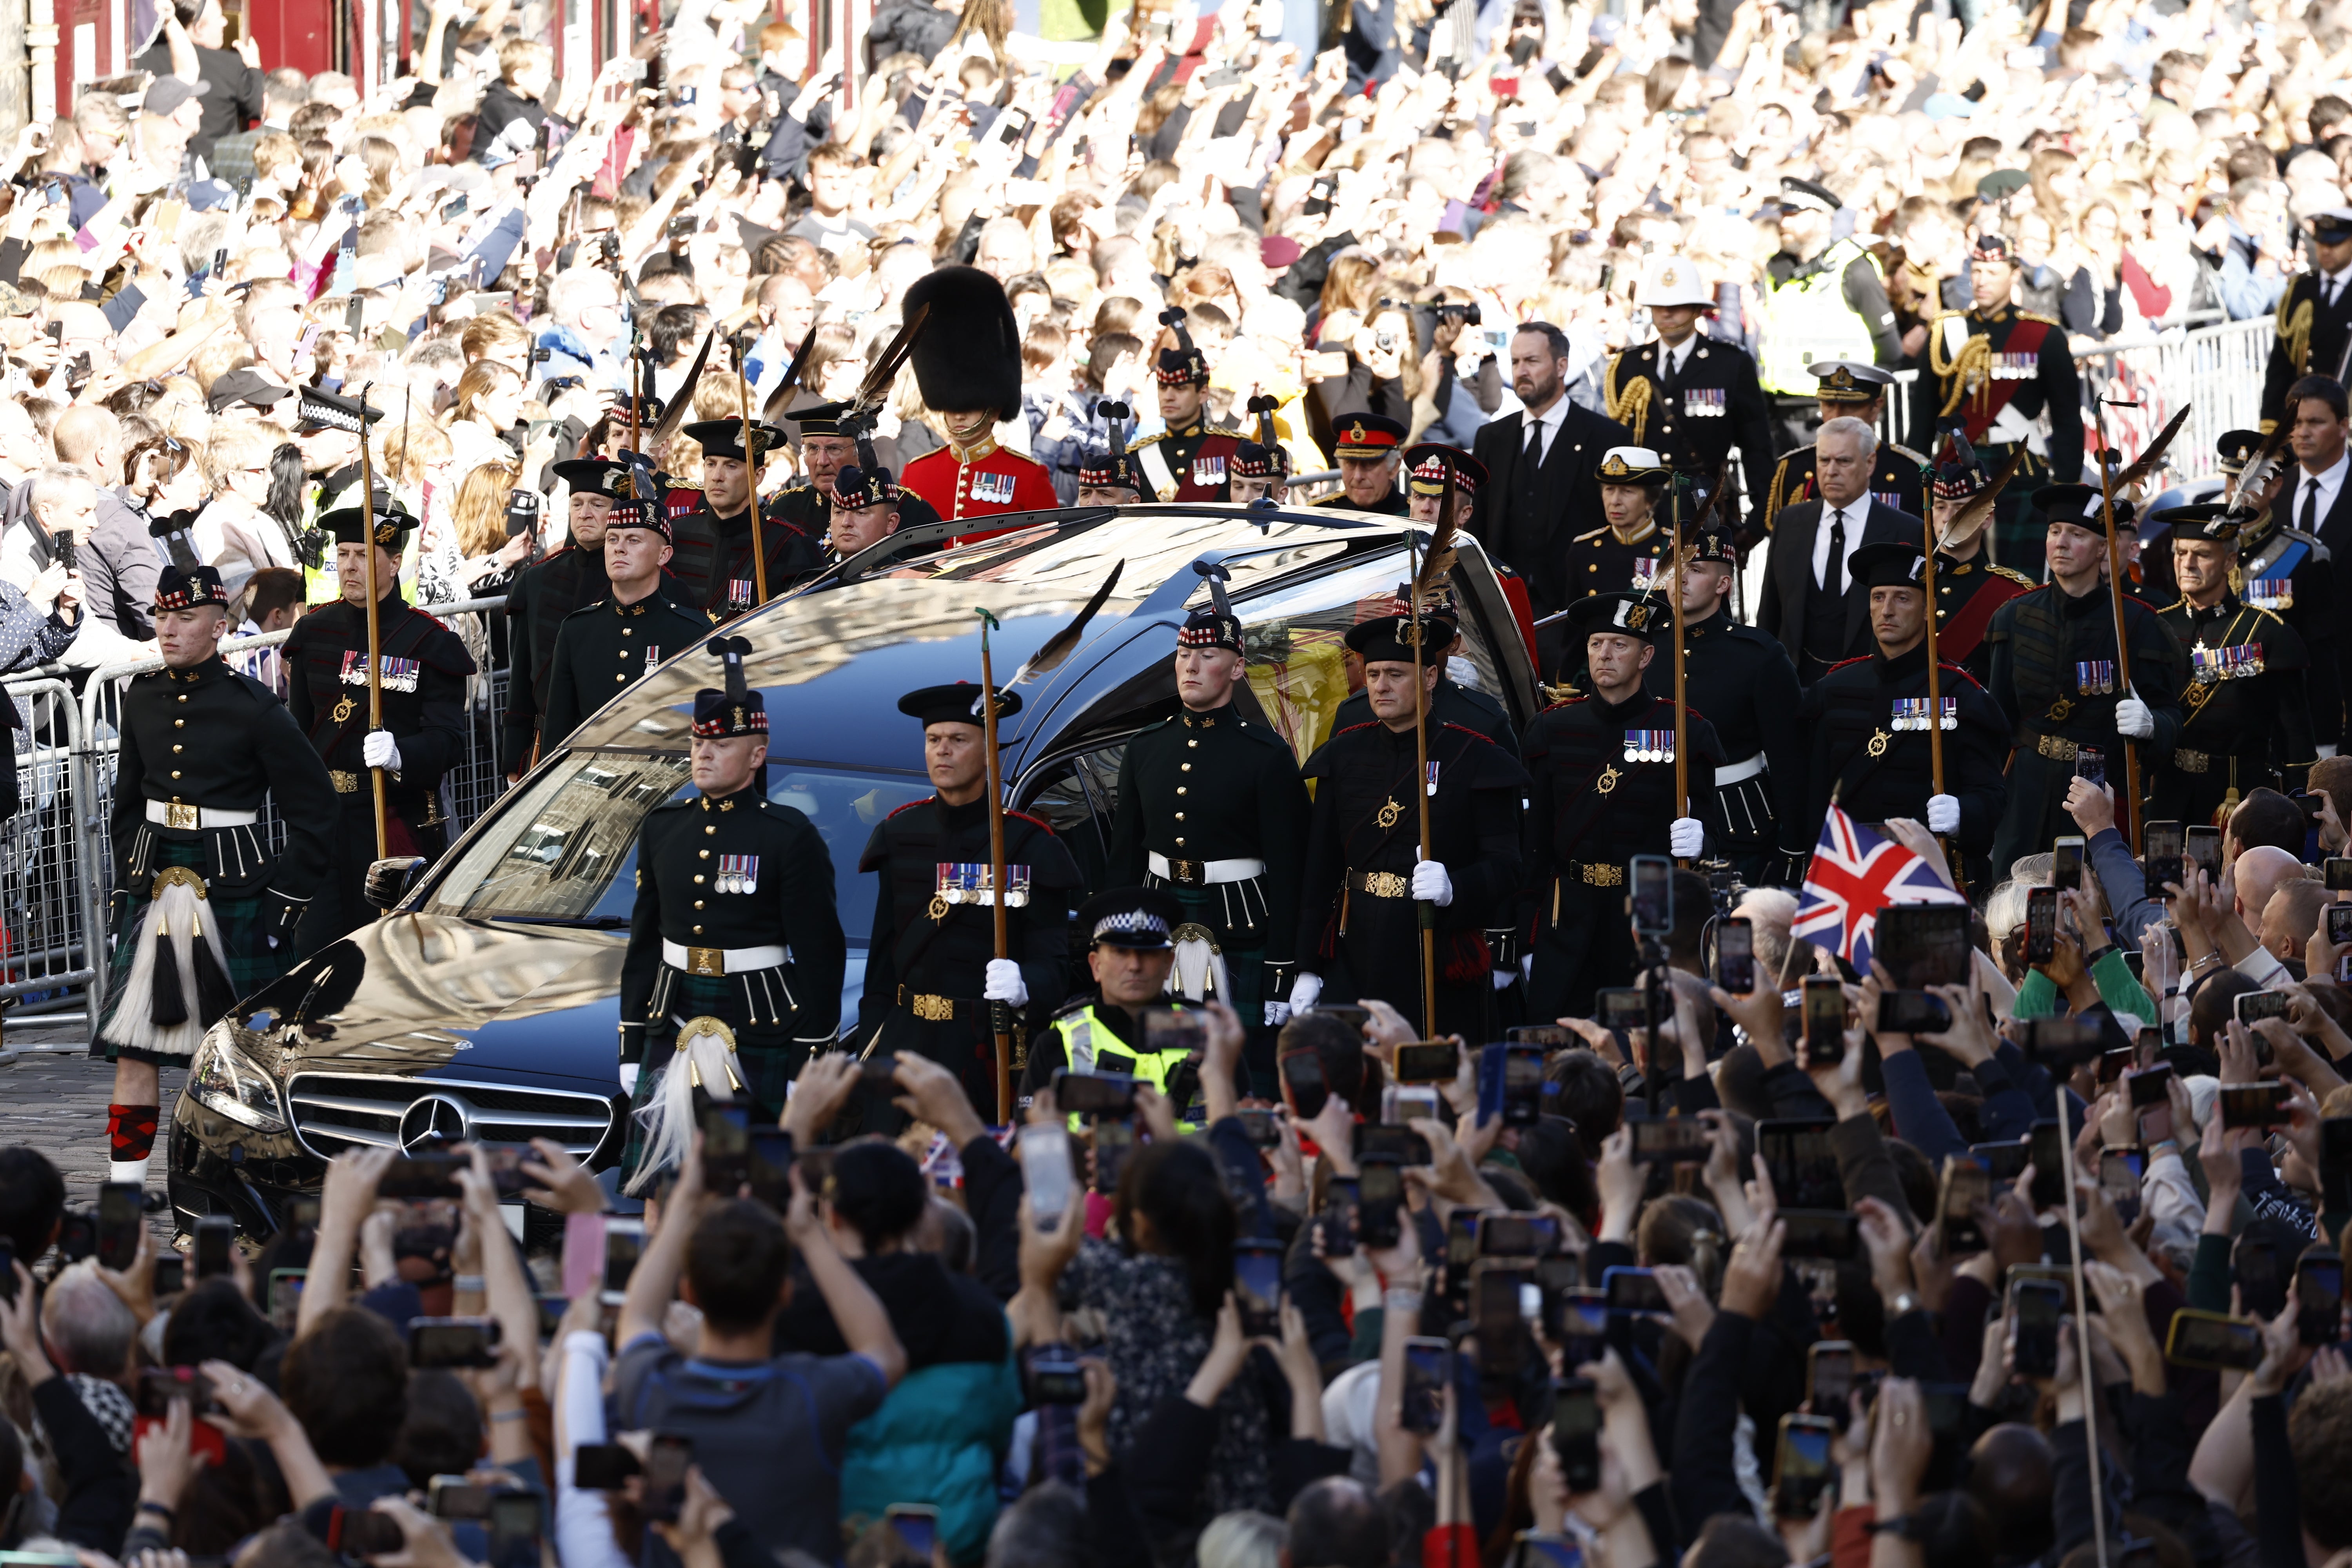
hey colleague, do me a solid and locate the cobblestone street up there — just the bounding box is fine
[0,1018,183,1235]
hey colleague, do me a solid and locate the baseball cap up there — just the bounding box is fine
[143,76,213,119]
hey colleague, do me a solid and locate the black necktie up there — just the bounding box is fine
[1525,417,1545,468]
[1827,508,1846,595]
[1662,345,1681,396]
[2304,477,2321,535]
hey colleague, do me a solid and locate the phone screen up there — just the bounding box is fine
[1234,1240,1283,1336]
[1939,1156,1990,1254]
[97,1183,141,1272]
[2052,836,2084,892]
[1774,1417,1836,1517]
[1630,855,1673,933]
[1394,1041,1461,1083]
[1093,1119,1136,1194]
[887,1510,938,1559]
[602,1219,644,1298]
[2299,1253,2344,1347]
[2167,1310,2263,1370]
[2188,825,2223,878]
[1356,1159,1404,1248]
[1549,1376,1601,1490]
[641,1436,691,1523]
[2011,1279,2064,1376]
[1874,904,1971,987]
[2144,820,2184,890]
[1401,1338,1449,1432]
[193,1216,233,1279]
[2026,886,2059,964]
[1020,1125,1073,1228]
[2222,1083,2292,1128]
[1802,979,1845,1062]
[1807,1341,1855,1423]
[1760,1119,1842,1211]
[1715,918,1755,993]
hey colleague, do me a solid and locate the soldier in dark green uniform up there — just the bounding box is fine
[2146,505,2318,826]
[1761,361,1926,538]
[1796,541,2011,889]
[1287,612,1529,1042]
[1650,523,1810,886]
[1131,312,1242,502]
[1331,450,1521,756]
[504,456,624,780]
[616,638,847,1191]
[857,682,1082,1115]
[1104,583,1310,1092]
[1913,236,2083,572]
[283,498,476,954]
[1522,592,1720,1020]
[94,564,339,1185]
[1984,484,2185,877]
[1312,414,1410,515]
[2259,208,2352,431]
[539,499,712,751]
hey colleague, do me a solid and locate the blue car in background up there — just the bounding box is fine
[165,505,1540,1239]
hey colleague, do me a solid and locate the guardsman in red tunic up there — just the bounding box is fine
[897,267,1059,536]
[1131,308,1242,502]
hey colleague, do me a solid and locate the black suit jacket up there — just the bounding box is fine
[1468,401,1633,616]
[2287,465,2352,554]
[1759,500,1920,671]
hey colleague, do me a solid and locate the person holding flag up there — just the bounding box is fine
[1797,541,2011,891]
[1522,590,1722,1021]
[1789,807,1969,978]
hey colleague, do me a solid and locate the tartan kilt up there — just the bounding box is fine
[94,839,289,1065]
[617,969,813,1180]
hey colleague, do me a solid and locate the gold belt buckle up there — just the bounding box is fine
[164,800,199,830]
[913,992,955,1022]
[151,864,207,900]
[1360,871,1410,898]
[330,769,361,793]
[2036,734,2078,761]
[1168,858,1202,886]
[1580,863,1625,887]
[686,946,724,976]
[2175,748,2210,774]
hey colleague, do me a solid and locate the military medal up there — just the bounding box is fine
[716,854,759,895]
[2075,660,2116,696]
[1623,729,1675,762]
[1866,728,1892,758]
[1595,764,1621,794]
[1377,797,1403,828]
[330,694,355,724]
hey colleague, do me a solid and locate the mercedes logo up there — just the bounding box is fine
[398,1093,471,1151]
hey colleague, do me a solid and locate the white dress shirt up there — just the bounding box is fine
[2321,263,2352,308]
[2295,447,2350,534]
[1809,499,1867,592]
[1521,394,1571,467]
[1661,334,1698,379]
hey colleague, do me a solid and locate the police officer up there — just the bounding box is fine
[615,639,846,1190]
[283,497,476,953]
[666,418,826,621]
[2260,209,2352,431]
[898,268,1060,529]
[1754,178,1903,452]
[1286,611,1529,1041]
[1984,484,2185,876]
[2146,506,2319,826]
[1913,234,2083,572]
[1796,541,2010,887]
[1330,450,1521,757]
[1605,253,1777,527]
[1762,361,1927,536]
[1523,591,1721,1020]
[539,499,711,750]
[1132,310,1242,501]
[93,563,338,1184]
[1105,590,1310,1088]
[1922,431,2036,686]
[504,456,624,780]
[2213,429,2341,749]
[858,681,1081,1113]
[1312,414,1410,515]
[1022,888,1202,1103]
[1650,524,1809,886]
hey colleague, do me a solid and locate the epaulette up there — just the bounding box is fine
[650,795,696,812]
[1887,443,1927,465]
[1005,809,1058,835]
[2021,312,2063,328]
[1930,310,1968,324]
[1539,694,1587,712]
[559,599,608,620]
[2122,592,2164,614]
[1131,431,1169,448]
[1569,524,1610,545]
[1049,992,1098,1024]
[1005,450,1050,470]
[1775,445,1816,465]
[2249,604,2287,628]
[1988,565,2035,586]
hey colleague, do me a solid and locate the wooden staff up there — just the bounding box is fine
[2055,1080,2111,1568]
[1409,531,1439,1042]
[2092,401,2143,852]
[628,324,643,459]
[1920,506,1965,897]
[977,609,1013,1123]
[740,334,766,606]
[355,383,388,864]
[1670,480,1689,864]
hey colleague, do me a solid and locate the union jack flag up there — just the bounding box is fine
[1791,806,1965,970]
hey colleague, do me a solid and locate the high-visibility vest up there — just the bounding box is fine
[1754,237,1883,396]
[1053,1006,1195,1131]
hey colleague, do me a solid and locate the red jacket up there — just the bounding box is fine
[901,439,1059,532]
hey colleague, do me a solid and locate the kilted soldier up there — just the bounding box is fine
[1650,522,1810,886]
[857,682,1081,1112]
[666,419,827,620]
[539,500,711,751]
[898,268,1060,530]
[503,456,624,780]
[2148,506,2319,826]
[1069,401,1149,507]
[1104,579,1310,1087]
[1229,396,1292,506]
[95,564,337,1183]
[1287,613,1530,1042]
[284,499,475,954]
[1523,592,1721,1020]
[1922,431,2035,686]
[1796,542,2011,889]
[1761,361,1927,537]
[617,639,846,1190]
[1131,310,1242,502]
[1984,484,2185,877]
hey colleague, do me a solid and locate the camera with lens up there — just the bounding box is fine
[296,526,330,571]
[506,489,543,539]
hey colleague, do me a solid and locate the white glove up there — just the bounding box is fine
[1670,817,1704,858]
[984,958,1029,1009]
[2115,691,2154,739]
[1492,967,1515,991]
[618,1062,640,1096]
[1521,953,1534,982]
[1290,973,1323,1010]
[362,729,401,771]
[1412,858,1454,906]
[1264,1001,1292,1025]
[1927,793,1961,835]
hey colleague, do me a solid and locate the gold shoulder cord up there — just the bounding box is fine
[1929,326,1994,419]
[1605,361,1654,446]
[2279,296,2315,375]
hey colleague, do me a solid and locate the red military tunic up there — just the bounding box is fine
[901,437,1060,543]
